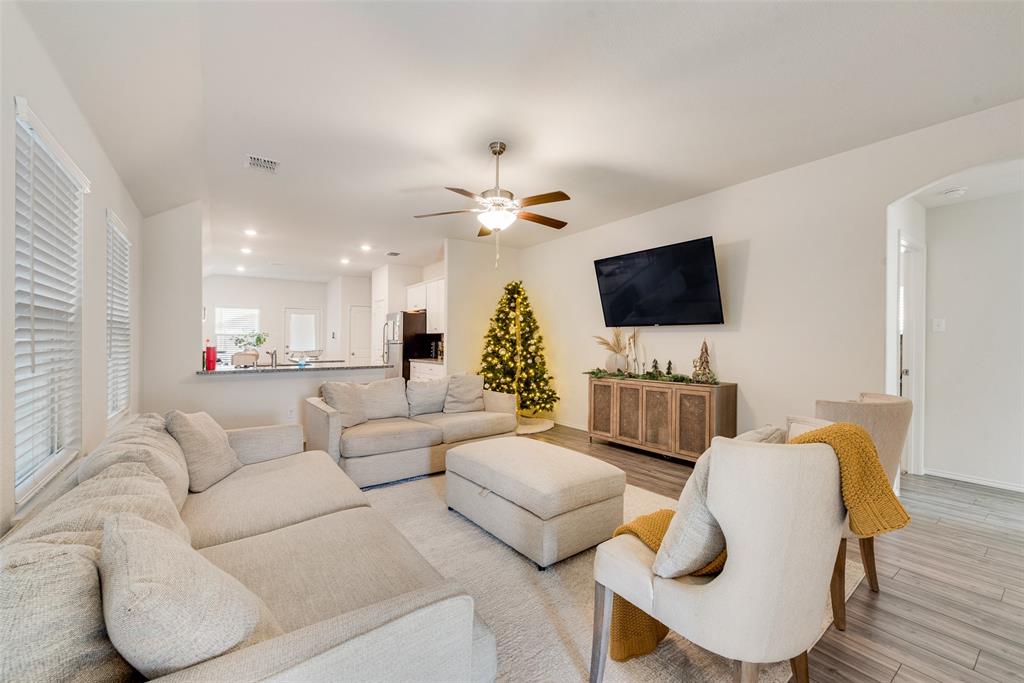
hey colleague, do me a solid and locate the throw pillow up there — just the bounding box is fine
[407,377,449,416]
[444,374,485,413]
[100,514,282,678]
[5,462,190,548]
[0,541,134,683]
[355,377,409,420]
[734,424,787,444]
[652,452,724,578]
[321,382,368,427]
[165,410,242,492]
[786,415,834,441]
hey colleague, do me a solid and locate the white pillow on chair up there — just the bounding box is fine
[652,452,724,578]
[786,416,834,441]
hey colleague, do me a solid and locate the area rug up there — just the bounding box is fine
[367,475,864,683]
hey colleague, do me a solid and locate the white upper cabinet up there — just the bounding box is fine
[406,283,427,311]
[426,279,446,333]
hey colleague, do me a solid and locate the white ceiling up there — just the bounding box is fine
[913,159,1024,208]
[20,1,1024,281]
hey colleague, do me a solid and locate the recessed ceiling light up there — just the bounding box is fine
[244,228,257,237]
[236,265,246,272]
[340,258,350,265]
[360,244,371,252]
[240,247,252,255]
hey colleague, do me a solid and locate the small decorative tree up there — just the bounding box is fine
[479,281,559,414]
[691,339,718,384]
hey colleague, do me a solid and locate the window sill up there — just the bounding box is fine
[14,447,79,510]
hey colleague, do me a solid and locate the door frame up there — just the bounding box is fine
[886,224,927,477]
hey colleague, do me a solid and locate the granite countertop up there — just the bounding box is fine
[409,358,445,365]
[197,363,392,376]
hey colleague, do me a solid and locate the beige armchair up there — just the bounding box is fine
[815,393,912,630]
[590,437,845,683]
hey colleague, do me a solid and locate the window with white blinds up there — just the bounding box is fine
[106,212,131,420]
[214,307,260,363]
[13,105,88,502]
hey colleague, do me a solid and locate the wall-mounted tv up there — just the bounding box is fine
[593,236,724,326]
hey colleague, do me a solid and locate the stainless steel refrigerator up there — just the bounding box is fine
[383,311,426,379]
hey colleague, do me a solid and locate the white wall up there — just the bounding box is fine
[325,276,343,358]
[924,192,1023,490]
[444,238,522,375]
[1,3,144,532]
[512,100,1024,431]
[423,260,445,280]
[202,275,328,357]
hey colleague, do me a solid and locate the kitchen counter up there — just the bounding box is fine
[197,363,392,376]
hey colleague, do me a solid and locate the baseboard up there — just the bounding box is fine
[923,468,1024,493]
[552,419,588,432]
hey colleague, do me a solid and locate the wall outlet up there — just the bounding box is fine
[931,318,947,333]
[287,408,296,419]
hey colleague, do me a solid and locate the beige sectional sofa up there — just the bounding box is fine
[0,413,497,683]
[304,375,518,487]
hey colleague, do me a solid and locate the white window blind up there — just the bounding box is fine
[106,212,131,420]
[214,307,259,363]
[14,109,87,501]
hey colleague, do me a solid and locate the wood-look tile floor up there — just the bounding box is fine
[525,425,1024,683]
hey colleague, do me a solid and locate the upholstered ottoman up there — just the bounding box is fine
[446,437,626,568]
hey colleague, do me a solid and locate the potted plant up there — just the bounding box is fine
[233,331,269,353]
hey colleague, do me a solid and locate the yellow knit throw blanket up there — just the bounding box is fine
[609,422,910,662]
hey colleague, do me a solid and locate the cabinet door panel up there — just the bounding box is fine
[614,383,643,444]
[642,386,673,451]
[426,279,446,333]
[589,380,614,437]
[674,388,711,458]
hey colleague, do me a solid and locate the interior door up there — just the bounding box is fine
[348,305,371,365]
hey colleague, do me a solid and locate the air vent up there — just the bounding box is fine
[386,251,400,257]
[938,186,967,199]
[247,155,279,174]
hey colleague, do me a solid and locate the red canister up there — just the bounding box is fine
[205,340,217,371]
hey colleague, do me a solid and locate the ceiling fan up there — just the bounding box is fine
[414,141,570,237]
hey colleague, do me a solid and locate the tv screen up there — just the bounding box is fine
[593,236,724,326]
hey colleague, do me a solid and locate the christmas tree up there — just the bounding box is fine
[479,281,559,414]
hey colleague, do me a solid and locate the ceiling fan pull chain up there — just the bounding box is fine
[494,229,501,270]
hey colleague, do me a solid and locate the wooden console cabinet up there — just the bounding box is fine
[588,376,737,462]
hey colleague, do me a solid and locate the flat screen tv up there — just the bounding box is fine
[593,236,724,326]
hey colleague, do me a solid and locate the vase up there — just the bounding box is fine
[605,353,627,373]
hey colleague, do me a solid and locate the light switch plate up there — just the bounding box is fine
[931,318,947,333]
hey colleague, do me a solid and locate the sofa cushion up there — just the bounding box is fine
[411,411,517,444]
[104,413,189,474]
[652,450,723,578]
[321,381,368,428]
[407,377,449,417]
[166,410,243,492]
[100,514,282,678]
[181,450,368,549]
[6,462,190,548]
[444,374,485,414]
[0,541,133,683]
[358,377,409,420]
[340,418,443,458]
[199,507,443,632]
[79,442,189,511]
[446,437,626,520]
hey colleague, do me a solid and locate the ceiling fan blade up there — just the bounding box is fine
[518,211,567,229]
[477,226,493,237]
[414,209,478,218]
[445,187,484,202]
[519,191,570,208]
